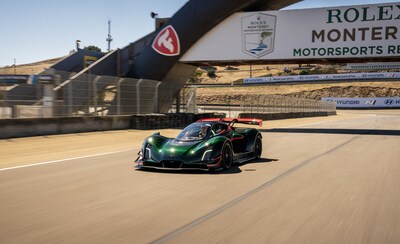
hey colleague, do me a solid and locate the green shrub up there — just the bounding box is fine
[84,45,102,53]
[232,78,243,85]
[194,70,204,77]
[260,73,273,77]
[207,70,217,78]
[225,66,239,71]
[326,67,338,74]
[300,70,309,75]
[187,78,200,84]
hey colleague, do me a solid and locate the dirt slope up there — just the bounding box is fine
[196,82,400,104]
[0,57,63,75]
[195,64,400,102]
[1,59,399,101]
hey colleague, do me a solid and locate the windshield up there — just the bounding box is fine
[176,123,211,141]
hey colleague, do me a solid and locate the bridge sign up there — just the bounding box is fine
[181,2,400,63]
[152,25,181,56]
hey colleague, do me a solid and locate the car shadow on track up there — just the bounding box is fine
[135,157,278,175]
[215,157,278,175]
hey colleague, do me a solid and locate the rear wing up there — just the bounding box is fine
[197,118,263,126]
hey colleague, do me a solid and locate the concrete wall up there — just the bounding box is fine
[0,107,12,119]
[239,111,336,120]
[14,105,53,118]
[0,113,224,139]
[0,116,132,139]
[0,111,336,139]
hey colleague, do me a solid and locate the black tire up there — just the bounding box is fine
[254,135,262,159]
[221,143,233,169]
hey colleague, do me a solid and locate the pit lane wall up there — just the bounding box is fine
[0,113,223,139]
[0,109,337,139]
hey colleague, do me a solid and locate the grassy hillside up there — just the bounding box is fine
[1,58,399,101]
[0,57,64,75]
[192,64,400,101]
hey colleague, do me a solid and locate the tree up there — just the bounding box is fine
[84,45,102,53]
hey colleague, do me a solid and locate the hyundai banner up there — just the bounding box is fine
[321,97,400,108]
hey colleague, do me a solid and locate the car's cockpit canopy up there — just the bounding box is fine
[175,122,229,141]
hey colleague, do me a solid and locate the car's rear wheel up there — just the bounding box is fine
[254,135,262,159]
[221,143,233,169]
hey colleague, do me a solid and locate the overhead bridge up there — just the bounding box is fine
[41,0,300,115]
[42,0,399,116]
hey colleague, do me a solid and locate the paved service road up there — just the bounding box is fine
[1,110,399,243]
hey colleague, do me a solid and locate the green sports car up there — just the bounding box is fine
[135,118,263,171]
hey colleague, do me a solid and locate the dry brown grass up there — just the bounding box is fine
[198,81,400,95]
[0,57,64,75]
[194,64,400,101]
[1,58,399,100]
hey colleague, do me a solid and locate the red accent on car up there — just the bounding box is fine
[207,155,222,168]
[231,135,244,141]
[218,129,226,134]
[197,118,263,126]
[236,118,263,126]
[152,25,180,56]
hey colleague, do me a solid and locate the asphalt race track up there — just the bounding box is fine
[1,110,399,243]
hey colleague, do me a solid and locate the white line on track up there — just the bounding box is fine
[0,149,133,172]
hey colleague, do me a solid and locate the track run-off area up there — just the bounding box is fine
[1,110,399,243]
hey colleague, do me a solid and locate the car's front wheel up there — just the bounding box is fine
[221,143,233,169]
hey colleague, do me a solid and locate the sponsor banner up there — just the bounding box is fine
[0,75,29,81]
[181,2,400,62]
[244,72,400,84]
[322,97,400,108]
[131,0,256,81]
[0,75,54,85]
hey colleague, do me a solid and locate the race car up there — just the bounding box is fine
[135,118,263,171]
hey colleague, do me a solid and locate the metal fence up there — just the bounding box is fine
[53,73,163,117]
[180,87,336,118]
[0,70,173,118]
[0,71,336,119]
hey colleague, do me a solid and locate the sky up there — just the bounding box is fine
[0,0,396,67]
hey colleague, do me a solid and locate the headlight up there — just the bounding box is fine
[202,149,213,161]
[137,150,143,161]
[144,144,152,159]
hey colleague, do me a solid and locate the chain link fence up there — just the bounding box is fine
[0,71,172,118]
[180,87,336,118]
[0,72,335,119]
[53,72,163,117]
